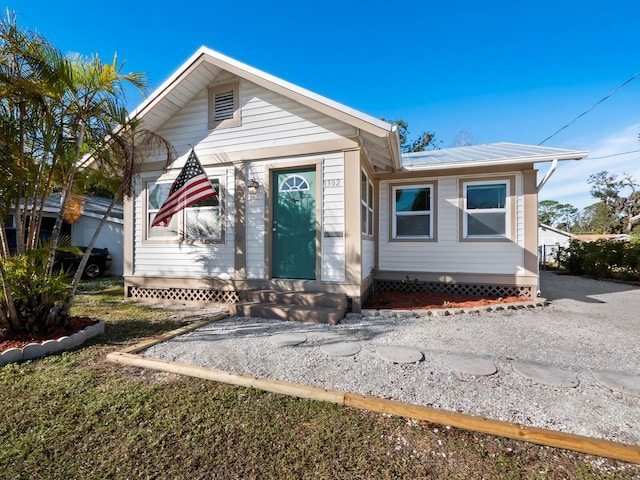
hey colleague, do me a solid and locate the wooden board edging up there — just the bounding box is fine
[107,321,640,465]
[118,313,229,354]
[343,393,640,464]
[106,352,346,404]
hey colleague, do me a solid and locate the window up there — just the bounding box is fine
[185,181,221,240]
[147,182,179,239]
[146,179,222,241]
[392,184,433,239]
[463,181,509,238]
[279,175,310,192]
[361,171,374,236]
[208,82,240,129]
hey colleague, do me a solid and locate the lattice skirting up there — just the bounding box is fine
[373,280,533,299]
[127,286,240,304]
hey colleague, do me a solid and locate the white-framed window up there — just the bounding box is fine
[147,181,179,240]
[208,82,240,129]
[146,178,222,241]
[361,171,374,237]
[392,184,433,239]
[463,180,509,238]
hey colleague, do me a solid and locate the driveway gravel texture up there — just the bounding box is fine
[143,271,640,446]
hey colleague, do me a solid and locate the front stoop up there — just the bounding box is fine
[229,290,347,325]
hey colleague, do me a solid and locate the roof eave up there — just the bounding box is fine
[403,151,589,171]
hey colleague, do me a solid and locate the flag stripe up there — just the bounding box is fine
[150,150,218,228]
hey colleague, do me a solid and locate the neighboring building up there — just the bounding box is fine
[8,194,124,276]
[538,223,574,264]
[123,47,588,310]
[572,234,632,243]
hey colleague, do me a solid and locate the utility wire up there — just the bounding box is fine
[538,71,640,146]
[587,148,640,160]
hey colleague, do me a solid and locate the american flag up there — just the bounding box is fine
[151,149,218,227]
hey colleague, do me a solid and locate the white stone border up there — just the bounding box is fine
[356,298,547,319]
[0,320,105,366]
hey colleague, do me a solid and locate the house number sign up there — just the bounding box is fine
[323,179,343,188]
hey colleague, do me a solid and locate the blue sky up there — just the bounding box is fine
[12,0,640,210]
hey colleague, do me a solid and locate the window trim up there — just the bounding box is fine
[208,82,240,129]
[459,176,515,242]
[361,170,374,238]
[144,175,225,244]
[389,182,437,242]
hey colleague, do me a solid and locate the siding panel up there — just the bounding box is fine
[378,173,525,276]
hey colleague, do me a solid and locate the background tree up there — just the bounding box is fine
[574,202,617,234]
[587,170,639,234]
[450,129,476,147]
[383,118,440,152]
[538,200,578,230]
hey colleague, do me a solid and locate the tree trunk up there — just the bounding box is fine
[60,188,123,318]
[46,122,84,276]
[0,260,20,331]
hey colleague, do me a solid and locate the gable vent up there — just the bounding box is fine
[214,91,234,121]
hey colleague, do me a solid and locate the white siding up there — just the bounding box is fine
[72,217,124,276]
[245,161,267,279]
[379,173,525,275]
[133,166,235,278]
[321,153,345,282]
[362,239,375,280]
[156,80,356,159]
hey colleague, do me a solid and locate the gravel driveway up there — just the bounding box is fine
[143,271,640,446]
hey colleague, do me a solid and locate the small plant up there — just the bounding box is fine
[442,300,452,308]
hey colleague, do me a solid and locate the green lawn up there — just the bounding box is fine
[0,277,637,479]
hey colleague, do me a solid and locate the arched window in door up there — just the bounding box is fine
[279,175,310,192]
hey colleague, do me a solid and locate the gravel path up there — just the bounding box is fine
[142,272,640,446]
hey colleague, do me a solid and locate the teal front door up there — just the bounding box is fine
[272,168,316,279]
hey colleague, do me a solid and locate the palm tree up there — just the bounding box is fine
[0,13,174,333]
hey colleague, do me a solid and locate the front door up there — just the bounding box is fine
[272,168,316,279]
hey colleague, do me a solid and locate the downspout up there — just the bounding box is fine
[536,158,558,192]
[535,158,558,296]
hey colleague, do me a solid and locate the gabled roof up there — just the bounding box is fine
[539,223,575,238]
[402,142,589,171]
[130,46,402,171]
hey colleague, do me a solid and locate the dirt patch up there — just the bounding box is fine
[0,317,96,351]
[362,291,524,310]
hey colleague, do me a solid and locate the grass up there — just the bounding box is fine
[0,277,638,479]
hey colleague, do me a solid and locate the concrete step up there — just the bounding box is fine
[230,290,347,325]
[239,290,347,309]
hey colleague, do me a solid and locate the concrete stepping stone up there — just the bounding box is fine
[512,360,578,388]
[593,371,640,397]
[376,345,423,364]
[440,353,497,376]
[269,333,307,347]
[232,324,271,334]
[320,342,361,357]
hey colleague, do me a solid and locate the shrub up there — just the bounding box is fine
[0,250,72,334]
[557,239,640,281]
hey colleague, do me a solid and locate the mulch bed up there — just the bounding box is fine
[362,290,524,311]
[0,316,96,351]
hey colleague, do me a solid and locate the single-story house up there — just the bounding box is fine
[7,194,124,276]
[123,47,588,311]
[538,223,574,263]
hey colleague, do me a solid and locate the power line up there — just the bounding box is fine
[538,71,640,146]
[587,149,640,160]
